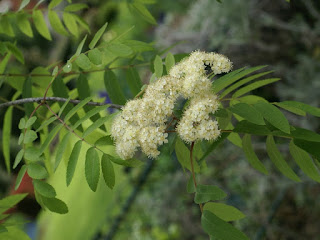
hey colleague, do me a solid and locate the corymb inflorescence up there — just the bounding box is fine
[111,51,232,159]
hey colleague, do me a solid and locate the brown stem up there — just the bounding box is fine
[190,141,203,213]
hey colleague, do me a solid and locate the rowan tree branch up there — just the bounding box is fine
[0,97,122,109]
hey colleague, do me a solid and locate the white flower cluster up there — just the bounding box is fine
[111,51,232,159]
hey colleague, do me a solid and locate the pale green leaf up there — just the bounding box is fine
[194,185,227,204]
[75,53,92,70]
[48,10,69,36]
[63,12,79,38]
[33,180,56,198]
[15,165,27,190]
[32,10,52,40]
[13,149,24,169]
[88,48,102,65]
[89,22,108,49]
[48,0,63,9]
[66,140,82,186]
[75,35,87,56]
[17,13,33,37]
[24,147,41,161]
[85,148,100,192]
[18,118,26,130]
[25,116,37,128]
[237,95,268,104]
[64,3,88,12]
[23,130,38,144]
[154,55,163,78]
[63,61,72,73]
[72,105,109,130]
[106,43,133,57]
[101,154,115,189]
[0,16,14,37]
[0,194,27,214]
[203,202,246,222]
[165,52,175,72]
[27,163,48,179]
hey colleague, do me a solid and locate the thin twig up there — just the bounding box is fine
[0,97,122,109]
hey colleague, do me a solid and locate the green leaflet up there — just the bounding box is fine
[266,135,300,182]
[291,127,320,142]
[24,147,41,161]
[101,154,115,189]
[232,78,280,98]
[242,134,268,175]
[175,138,200,173]
[121,40,154,52]
[125,68,143,97]
[212,66,266,93]
[88,48,102,65]
[85,148,100,192]
[278,101,320,117]
[289,141,320,182]
[64,97,92,122]
[41,197,68,214]
[253,101,290,134]
[89,22,108,49]
[187,175,196,193]
[15,165,27,190]
[48,10,69,36]
[64,3,88,12]
[237,95,268,104]
[22,76,33,118]
[63,12,79,38]
[194,185,227,204]
[33,180,56,198]
[229,103,265,125]
[5,42,24,64]
[48,0,63,9]
[18,0,30,11]
[72,105,109,130]
[25,116,37,128]
[32,10,52,40]
[201,211,249,240]
[233,121,270,136]
[109,156,144,167]
[58,98,72,117]
[17,13,33,37]
[273,102,306,116]
[13,149,24,169]
[75,35,87,56]
[203,202,246,222]
[0,16,15,37]
[75,53,92,70]
[23,130,38,144]
[82,115,111,138]
[39,124,63,156]
[95,136,113,146]
[293,139,320,161]
[66,140,82,186]
[154,55,163,78]
[105,43,133,57]
[27,163,48,180]
[220,71,273,98]
[104,70,127,105]
[54,132,71,171]
[165,52,175,73]
[0,193,27,214]
[129,2,157,25]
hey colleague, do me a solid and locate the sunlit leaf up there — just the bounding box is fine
[64,3,88,12]
[48,0,63,9]
[106,43,133,57]
[25,116,37,128]
[32,10,52,40]
[63,12,79,38]
[17,13,33,37]
[48,10,69,36]
[89,22,108,49]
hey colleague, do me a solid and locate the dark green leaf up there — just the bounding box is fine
[154,55,163,78]
[278,101,320,117]
[95,136,113,146]
[106,43,133,57]
[232,78,280,98]
[233,121,270,135]
[17,13,33,37]
[42,197,68,214]
[58,98,71,117]
[0,193,28,214]
[54,132,71,171]
[109,155,144,167]
[104,70,127,105]
[175,138,200,173]
[89,22,108,49]
[48,10,69,36]
[15,165,27,191]
[5,42,24,64]
[13,149,24,169]
[3,106,13,172]
[0,16,14,37]
[101,154,115,189]
[33,180,56,198]
[202,211,249,240]
[266,135,300,182]
[125,68,143,96]
[75,53,92,70]
[64,3,88,12]
[63,12,79,38]
[273,102,306,116]
[88,48,102,65]
[66,140,82,186]
[27,163,48,179]
[187,176,196,193]
[23,130,37,144]
[194,185,227,204]
[85,148,100,192]
[289,141,320,182]
[254,101,290,134]
[32,10,52,40]
[293,139,320,162]
[229,103,265,125]
[39,124,63,154]
[203,202,246,222]
[242,134,268,174]
[291,127,320,142]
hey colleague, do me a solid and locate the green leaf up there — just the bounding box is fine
[104,71,127,105]
[48,10,69,36]
[32,10,52,40]
[233,121,270,135]
[15,165,27,191]
[42,197,68,214]
[18,133,24,145]
[75,35,87,56]
[39,124,63,154]
[72,105,109,130]
[154,55,163,78]
[0,193,27,214]
[253,101,290,134]
[212,66,267,93]
[3,106,14,172]
[0,226,31,239]
[82,115,111,138]
[25,116,37,128]
[95,136,113,146]
[17,13,33,37]
[73,15,90,33]
[109,156,144,167]
[64,3,88,12]
[18,0,30,11]
[130,2,157,25]
[101,154,115,189]
[75,53,92,70]
[66,140,82,186]
[5,42,24,64]
[13,149,25,169]
[18,118,26,129]
[203,202,246,222]
[54,132,71,171]
[232,78,280,98]
[220,71,273,98]
[289,141,320,182]
[63,61,72,73]
[278,101,320,117]
[27,163,48,179]
[242,134,268,174]
[194,185,227,204]
[121,40,154,52]
[237,95,268,104]
[85,148,100,192]
[187,176,196,193]
[0,16,14,37]
[63,12,79,38]
[273,102,306,116]
[33,180,56,198]
[293,140,320,165]
[291,127,320,142]
[229,103,265,125]
[22,76,33,118]
[64,97,92,122]
[165,52,175,73]
[24,130,38,144]
[227,132,242,148]
[89,22,108,49]
[88,48,102,65]
[175,138,200,173]
[58,98,71,117]
[125,68,143,96]
[48,0,63,9]
[202,211,249,240]
[266,135,300,182]
[106,43,133,57]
